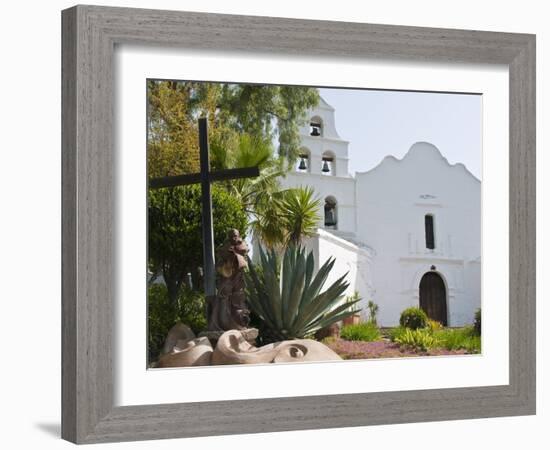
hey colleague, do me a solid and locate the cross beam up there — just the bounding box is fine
[148,118,260,299]
[149,166,259,189]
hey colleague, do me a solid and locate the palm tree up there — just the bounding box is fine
[232,135,286,216]
[279,186,321,246]
[210,133,321,250]
[210,132,290,248]
[210,133,284,215]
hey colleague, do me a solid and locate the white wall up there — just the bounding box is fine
[281,99,356,232]
[288,108,482,326]
[298,98,351,177]
[0,1,546,450]
[280,171,356,232]
[302,229,375,318]
[356,142,481,325]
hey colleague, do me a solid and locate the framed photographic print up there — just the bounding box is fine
[62,5,536,444]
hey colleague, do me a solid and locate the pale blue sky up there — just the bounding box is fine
[318,88,482,180]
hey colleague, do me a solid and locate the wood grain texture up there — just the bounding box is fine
[61,4,536,444]
[61,7,77,443]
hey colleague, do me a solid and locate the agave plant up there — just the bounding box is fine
[245,245,361,341]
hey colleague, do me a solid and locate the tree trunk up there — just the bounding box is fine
[164,271,180,304]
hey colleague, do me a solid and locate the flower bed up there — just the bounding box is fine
[324,338,471,360]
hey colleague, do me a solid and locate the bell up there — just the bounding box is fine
[311,127,321,136]
[322,159,330,173]
[298,157,307,171]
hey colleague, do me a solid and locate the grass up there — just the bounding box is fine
[324,323,480,359]
[331,320,481,357]
[389,325,481,354]
[340,322,381,342]
[434,326,481,353]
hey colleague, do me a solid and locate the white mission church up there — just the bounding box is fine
[278,97,481,327]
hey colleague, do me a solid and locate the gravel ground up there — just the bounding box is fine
[326,338,470,359]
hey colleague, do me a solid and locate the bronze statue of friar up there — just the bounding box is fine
[207,229,251,331]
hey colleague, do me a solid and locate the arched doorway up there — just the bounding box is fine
[419,272,447,325]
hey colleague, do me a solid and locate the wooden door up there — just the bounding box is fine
[419,272,447,326]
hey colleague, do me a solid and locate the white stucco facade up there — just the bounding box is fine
[277,98,481,326]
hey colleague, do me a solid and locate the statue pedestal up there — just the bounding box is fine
[199,328,258,346]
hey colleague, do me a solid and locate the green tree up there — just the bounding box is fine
[148,185,248,303]
[147,80,202,177]
[220,84,320,162]
[147,80,320,178]
[146,80,322,300]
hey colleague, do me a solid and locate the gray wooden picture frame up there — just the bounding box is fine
[61,4,536,444]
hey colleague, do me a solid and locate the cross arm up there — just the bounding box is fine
[149,166,260,189]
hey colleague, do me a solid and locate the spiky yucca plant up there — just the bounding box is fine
[245,245,361,341]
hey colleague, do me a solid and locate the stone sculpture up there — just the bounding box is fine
[212,330,342,365]
[157,336,213,368]
[161,323,196,354]
[158,324,342,367]
[157,324,213,368]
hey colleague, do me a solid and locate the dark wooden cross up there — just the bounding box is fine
[149,117,260,299]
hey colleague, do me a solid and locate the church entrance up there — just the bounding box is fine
[419,272,448,326]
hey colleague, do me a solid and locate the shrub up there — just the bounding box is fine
[473,308,481,336]
[389,326,407,342]
[246,245,358,342]
[394,328,439,352]
[399,307,428,330]
[434,326,481,353]
[426,319,443,332]
[147,284,207,364]
[367,300,379,324]
[148,184,248,303]
[390,325,481,354]
[341,322,381,342]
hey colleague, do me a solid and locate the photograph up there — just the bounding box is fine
[50,3,537,445]
[146,80,482,368]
